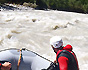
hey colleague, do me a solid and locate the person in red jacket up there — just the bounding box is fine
[50,36,79,70]
[0,62,11,70]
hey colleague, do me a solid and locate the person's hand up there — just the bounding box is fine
[1,62,11,70]
[54,60,57,63]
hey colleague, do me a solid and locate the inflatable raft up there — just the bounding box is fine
[0,48,51,70]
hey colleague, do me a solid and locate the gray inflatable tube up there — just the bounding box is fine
[0,48,51,70]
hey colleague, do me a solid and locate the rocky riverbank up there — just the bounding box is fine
[0,3,34,11]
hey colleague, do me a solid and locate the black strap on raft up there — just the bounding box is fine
[42,62,58,70]
[47,62,58,70]
[57,50,78,70]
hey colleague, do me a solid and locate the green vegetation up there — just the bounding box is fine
[0,0,88,13]
[23,2,37,8]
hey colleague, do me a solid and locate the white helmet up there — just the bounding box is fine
[50,36,63,48]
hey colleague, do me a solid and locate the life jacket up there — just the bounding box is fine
[56,44,79,70]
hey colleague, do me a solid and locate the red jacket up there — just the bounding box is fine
[0,63,2,70]
[56,44,79,70]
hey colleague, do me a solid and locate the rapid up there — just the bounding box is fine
[0,6,88,70]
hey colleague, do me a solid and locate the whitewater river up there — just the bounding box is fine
[0,9,88,70]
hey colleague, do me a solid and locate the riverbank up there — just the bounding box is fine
[0,3,34,11]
